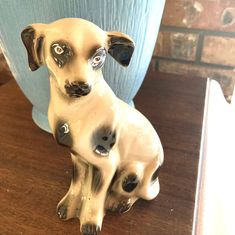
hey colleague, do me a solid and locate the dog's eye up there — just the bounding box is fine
[93,56,101,64]
[53,45,64,55]
[51,42,73,68]
[90,48,106,70]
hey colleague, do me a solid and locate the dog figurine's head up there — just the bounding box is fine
[21,18,134,98]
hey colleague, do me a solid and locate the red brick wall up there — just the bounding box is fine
[153,0,235,100]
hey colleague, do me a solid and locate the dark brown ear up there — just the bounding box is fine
[107,32,135,67]
[21,26,44,71]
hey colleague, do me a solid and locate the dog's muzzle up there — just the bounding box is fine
[64,81,91,98]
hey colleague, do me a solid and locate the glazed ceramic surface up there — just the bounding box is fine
[0,0,165,132]
[21,18,164,235]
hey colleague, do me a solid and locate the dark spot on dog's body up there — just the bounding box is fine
[65,81,91,98]
[81,223,101,235]
[50,41,73,68]
[55,121,73,148]
[91,166,103,194]
[122,174,139,193]
[151,165,162,182]
[92,126,116,157]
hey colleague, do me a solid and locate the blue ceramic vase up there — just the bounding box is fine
[0,0,165,132]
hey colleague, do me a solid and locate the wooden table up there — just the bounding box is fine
[0,71,207,235]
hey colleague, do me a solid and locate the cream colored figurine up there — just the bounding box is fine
[21,18,164,235]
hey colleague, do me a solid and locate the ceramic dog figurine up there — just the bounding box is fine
[21,18,164,235]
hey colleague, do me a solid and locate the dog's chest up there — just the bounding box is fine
[48,96,113,152]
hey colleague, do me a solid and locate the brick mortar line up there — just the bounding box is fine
[153,56,235,70]
[155,59,160,71]
[160,25,235,38]
[195,33,204,63]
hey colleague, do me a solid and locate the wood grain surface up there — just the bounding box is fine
[0,71,207,235]
[0,52,12,86]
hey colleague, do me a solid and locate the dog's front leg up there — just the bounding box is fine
[57,153,88,220]
[79,159,117,235]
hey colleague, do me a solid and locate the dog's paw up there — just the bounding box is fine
[117,200,132,214]
[107,199,132,214]
[57,203,68,220]
[81,223,101,235]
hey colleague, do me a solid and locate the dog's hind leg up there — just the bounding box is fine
[137,158,162,200]
[104,164,143,213]
[57,153,88,220]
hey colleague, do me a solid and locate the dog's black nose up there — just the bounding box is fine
[64,81,91,98]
